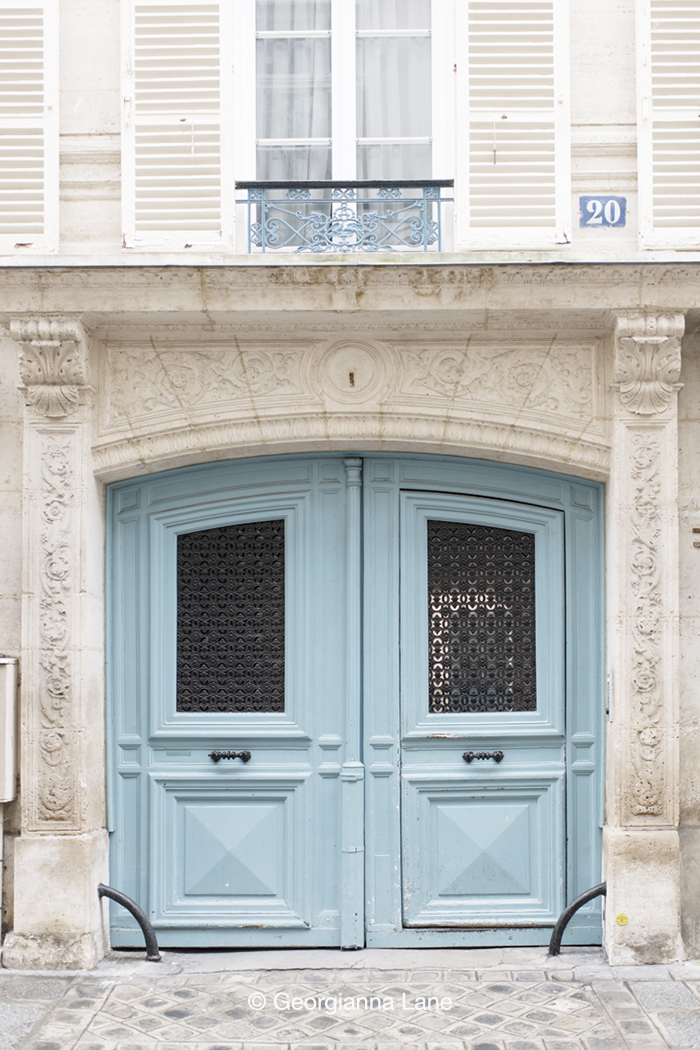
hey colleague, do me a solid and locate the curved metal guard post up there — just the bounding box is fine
[98,884,161,962]
[548,882,607,957]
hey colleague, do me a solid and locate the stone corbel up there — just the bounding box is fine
[612,312,683,414]
[12,317,89,418]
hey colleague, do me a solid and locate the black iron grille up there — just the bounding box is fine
[427,520,536,713]
[176,519,285,712]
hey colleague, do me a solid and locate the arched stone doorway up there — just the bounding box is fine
[107,452,604,949]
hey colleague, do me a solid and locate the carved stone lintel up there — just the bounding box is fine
[13,317,88,418]
[613,312,684,414]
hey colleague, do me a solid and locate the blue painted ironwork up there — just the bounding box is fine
[236,180,453,254]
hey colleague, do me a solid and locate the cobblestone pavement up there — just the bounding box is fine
[2,948,700,1050]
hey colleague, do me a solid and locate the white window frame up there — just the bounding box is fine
[0,0,58,253]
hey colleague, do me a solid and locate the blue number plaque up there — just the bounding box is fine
[579,196,626,228]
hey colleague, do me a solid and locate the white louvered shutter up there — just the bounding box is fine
[122,0,233,248]
[459,0,570,248]
[638,0,700,248]
[0,0,58,251]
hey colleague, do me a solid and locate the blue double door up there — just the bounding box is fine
[108,454,603,948]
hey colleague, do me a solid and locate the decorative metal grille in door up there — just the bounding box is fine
[176,519,285,713]
[427,520,536,714]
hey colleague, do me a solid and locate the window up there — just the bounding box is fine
[255,0,433,182]
[121,0,570,251]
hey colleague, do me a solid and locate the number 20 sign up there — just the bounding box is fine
[579,195,626,228]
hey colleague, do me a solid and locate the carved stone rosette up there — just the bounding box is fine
[16,317,90,833]
[611,312,684,829]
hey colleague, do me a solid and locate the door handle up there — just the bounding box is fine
[463,750,504,763]
[208,750,251,763]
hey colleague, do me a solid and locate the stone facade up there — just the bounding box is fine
[0,0,699,969]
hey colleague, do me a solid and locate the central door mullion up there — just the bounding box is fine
[340,457,365,948]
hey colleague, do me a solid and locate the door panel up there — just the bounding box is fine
[362,455,603,947]
[399,492,566,928]
[402,773,564,925]
[109,457,352,947]
[400,492,565,738]
[150,488,310,737]
[151,777,309,927]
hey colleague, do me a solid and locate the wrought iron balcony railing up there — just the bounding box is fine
[236,180,454,254]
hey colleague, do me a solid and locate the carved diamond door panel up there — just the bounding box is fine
[402,775,564,926]
[151,779,309,927]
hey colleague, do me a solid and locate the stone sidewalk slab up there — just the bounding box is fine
[0,948,699,1049]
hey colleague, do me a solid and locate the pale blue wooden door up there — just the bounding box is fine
[108,456,356,947]
[363,456,604,947]
[400,492,565,927]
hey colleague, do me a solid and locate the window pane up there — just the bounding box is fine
[256,143,331,180]
[257,37,331,141]
[357,142,431,180]
[357,36,431,139]
[356,0,430,31]
[256,0,331,32]
[427,521,537,714]
[177,520,286,714]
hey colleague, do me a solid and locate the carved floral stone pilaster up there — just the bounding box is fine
[611,312,684,829]
[15,317,91,833]
[13,317,88,418]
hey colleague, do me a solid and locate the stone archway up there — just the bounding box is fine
[2,307,685,967]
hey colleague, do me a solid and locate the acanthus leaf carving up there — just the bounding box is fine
[613,313,684,415]
[107,347,304,423]
[398,342,594,419]
[13,317,88,418]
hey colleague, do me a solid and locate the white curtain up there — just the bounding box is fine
[256,0,332,180]
[356,0,432,180]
